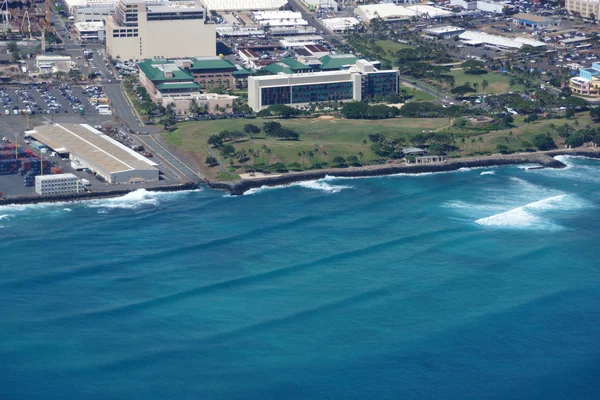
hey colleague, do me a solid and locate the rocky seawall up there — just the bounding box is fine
[0,182,199,206]
[208,149,600,196]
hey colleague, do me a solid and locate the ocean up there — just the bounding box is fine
[1,156,599,400]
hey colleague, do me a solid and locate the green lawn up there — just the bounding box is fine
[449,69,525,95]
[411,90,436,102]
[165,117,449,177]
[375,40,413,54]
[447,113,593,154]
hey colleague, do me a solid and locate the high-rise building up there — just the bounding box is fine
[565,0,600,19]
[105,0,215,60]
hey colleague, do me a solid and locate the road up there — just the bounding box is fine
[286,0,343,43]
[136,134,203,182]
[399,77,446,102]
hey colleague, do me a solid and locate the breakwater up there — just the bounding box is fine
[208,149,600,196]
[0,182,199,206]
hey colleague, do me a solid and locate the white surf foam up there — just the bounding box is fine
[480,171,495,176]
[0,214,12,220]
[475,194,571,228]
[86,188,201,210]
[243,178,354,195]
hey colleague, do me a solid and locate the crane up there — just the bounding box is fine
[21,10,32,40]
[41,0,51,52]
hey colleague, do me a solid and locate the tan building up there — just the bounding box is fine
[105,0,216,60]
[566,0,600,19]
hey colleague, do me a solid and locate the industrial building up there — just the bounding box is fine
[105,0,216,60]
[423,26,466,38]
[459,31,545,49]
[565,0,600,19]
[299,0,337,11]
[199,0,288,12]
[248,60,399,111]
[26,124,159,184]
[354,3,416,22]
[322,17,360,34]
[35,173,84,196]
[512,13,559,29]
[36,55,74,74]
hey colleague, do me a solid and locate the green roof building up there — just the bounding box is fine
[318,54,359,71]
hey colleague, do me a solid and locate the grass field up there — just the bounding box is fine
[411,90,436,102]
[447,113,592,154]
[375,40,413,54]
[165,117,450,177]
[164,113,590,179]
[449,69,525,95]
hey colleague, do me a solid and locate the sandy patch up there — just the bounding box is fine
[317,115,336,120]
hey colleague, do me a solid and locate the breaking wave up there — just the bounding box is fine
[480,171,495,176]
[474,194,581,229]
[244,179,354,195]
[86,189,201,210]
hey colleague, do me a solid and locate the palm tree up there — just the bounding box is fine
[297,151,302,164]
[473,82,480,95]
[478,136,483,152]
[322,151,328,165]
[481,79,489,97]
[307,151,314,165]
[358,151,364,164]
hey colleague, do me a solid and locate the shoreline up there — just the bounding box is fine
[2,149,598,205]
[0,182,199,206]
[207,149,600,196]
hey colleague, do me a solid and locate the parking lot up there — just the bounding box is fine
[0,83,113,119]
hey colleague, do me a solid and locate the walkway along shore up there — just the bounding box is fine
[1,149,599,205]
[207,149,600,196]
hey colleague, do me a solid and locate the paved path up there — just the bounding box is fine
[205,145,226,172]
[136,134,203,182]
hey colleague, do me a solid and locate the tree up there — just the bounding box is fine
[590,106,600,122]
[565,108,576,119]
[473,82,480,94]
[243,124,261,138]
[207,134,223,147]
[267,104,300,118]
[347,155,361,166]
[332,156,347,168]
[481,80,489,97]
[532,133,557,150]
[503,114,514,126]
[524,114,538,124]
[263,121,282,135]
[451,84,475,97]
[205,156,218,167]
[220,144,236,157]
[565,133,585,148]
[189,98,201,116]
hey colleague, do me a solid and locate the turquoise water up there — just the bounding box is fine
[1,156,599,399]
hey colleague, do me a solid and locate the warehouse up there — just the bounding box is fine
[354,3,416,23]
[322,17,360,33]
[26,124,159,184]
[459,31,545,49]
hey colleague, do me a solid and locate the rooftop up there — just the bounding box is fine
[512,13,556,23]
[27,124,158,176]
[319,54,359,70]
[190,56,236,71]
[156,82,202,91]
[138,59,194,82]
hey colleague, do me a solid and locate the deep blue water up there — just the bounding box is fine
[1,156,599,400]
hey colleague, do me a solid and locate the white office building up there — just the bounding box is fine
[35,173,84,196]
[105,0,216,60]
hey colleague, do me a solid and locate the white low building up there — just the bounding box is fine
[74,21,105,41]
[476,1,509,14]
[36,55,74,74]
[459,30,546,49]
[354,3,416,22]
[322,17,360,33]
[406,5,454,18]
[201,0,288,12]
[35,173,84,196]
